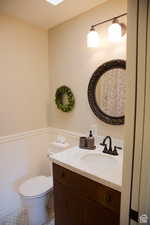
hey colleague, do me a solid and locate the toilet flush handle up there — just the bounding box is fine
[47,151,54,159]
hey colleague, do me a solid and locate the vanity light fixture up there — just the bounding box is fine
[87,13,127,48]
[108,18,122,42]
[46,0,64,6]
[87,26,100,48]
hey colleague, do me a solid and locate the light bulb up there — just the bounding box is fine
[46,0,64,5]
[87,27,100,48]
[108,20,122,43]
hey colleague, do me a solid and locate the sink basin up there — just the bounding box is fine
[80,153,119,172]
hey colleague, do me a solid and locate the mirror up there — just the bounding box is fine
[88,60,126,125]
[95,68,126,117]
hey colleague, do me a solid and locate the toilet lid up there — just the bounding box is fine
[19,176,53,197]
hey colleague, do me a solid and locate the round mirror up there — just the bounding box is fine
[88,59,126,125]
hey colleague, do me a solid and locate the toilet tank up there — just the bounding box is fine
[47,141,70,176]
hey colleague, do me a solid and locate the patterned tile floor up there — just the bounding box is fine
[1,217,55,225]
[1,218,55,225]
[45,218,55,225]
[1,209,55,225]
[1,210,27,225]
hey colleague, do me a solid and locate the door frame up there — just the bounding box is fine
[120,0,149,224]
[120,0,138,224]
[139,0,150,218]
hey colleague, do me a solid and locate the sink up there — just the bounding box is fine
[51,146,123,190]
[80,153,120,172]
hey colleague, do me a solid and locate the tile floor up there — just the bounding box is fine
[45,219,55,225]
[1,209,27,225]
[1,209,55,225]
[1,217,55,225]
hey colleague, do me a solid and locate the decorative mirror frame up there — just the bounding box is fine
[88,59,126,125]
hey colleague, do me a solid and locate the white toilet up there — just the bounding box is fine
[19,176,53,225]
[19,139,68,225]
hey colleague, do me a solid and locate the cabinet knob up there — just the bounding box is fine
[105,194,112,203]
[61,171,65,178]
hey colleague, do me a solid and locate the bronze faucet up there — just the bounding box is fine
[100,136,122,156]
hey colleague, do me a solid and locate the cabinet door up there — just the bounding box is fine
[53,164,120,225]
[54,180,84,225]
[84,198,120,225]
[54,179,120,225]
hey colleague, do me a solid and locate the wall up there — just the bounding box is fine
[48,0,127,139]
[0,15,50,221]
[0,15,49,137]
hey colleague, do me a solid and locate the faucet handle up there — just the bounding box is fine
[100,142,105,146]
[116,146,122,150]
[112,146,121,156]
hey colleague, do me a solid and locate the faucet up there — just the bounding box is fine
[100,136,112,154]
[100,136,121,156]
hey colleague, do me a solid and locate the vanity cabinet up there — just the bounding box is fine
[53,163,121,225]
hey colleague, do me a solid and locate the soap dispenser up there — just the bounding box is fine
[87,130,96,149]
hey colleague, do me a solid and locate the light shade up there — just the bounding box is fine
[87,28,100,48]
[108,21,122,42]
[46,0,64,5]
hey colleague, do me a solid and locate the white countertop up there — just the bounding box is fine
[50,146,123,192]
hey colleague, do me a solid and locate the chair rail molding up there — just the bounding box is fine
[0,128,49,144]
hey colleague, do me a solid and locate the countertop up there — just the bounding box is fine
[50,146,123,192]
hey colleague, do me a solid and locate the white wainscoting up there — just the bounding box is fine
[0,128,51,222]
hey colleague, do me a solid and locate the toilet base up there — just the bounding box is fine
[22,192,50,225]
[27,205,49,225]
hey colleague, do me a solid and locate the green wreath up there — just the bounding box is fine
[55,86,75,112]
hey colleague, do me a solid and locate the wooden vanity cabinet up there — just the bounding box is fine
[53,163,121,225]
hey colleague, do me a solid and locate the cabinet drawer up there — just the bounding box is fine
[53,163,121,214]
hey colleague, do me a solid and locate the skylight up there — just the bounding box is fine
[46,0,64,6]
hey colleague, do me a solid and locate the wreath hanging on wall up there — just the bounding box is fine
[55,86,75,112]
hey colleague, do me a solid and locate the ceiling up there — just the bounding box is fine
[0,0,107,29]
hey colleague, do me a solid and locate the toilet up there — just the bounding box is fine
[19,176,53,225]
[18,139,68,225]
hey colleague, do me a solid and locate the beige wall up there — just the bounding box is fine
[48,0,127,139]
[0,15,49,136]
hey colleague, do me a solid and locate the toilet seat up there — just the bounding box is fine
[19,176,53,198]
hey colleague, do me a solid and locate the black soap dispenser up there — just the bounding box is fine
[87,130,96,150]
